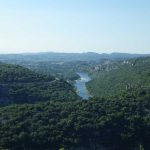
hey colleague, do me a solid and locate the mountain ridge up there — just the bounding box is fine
[0,52,149,63]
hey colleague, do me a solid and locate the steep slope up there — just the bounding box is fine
[0,63,79,105]
[0,63,55,83]
[87,57,150,97]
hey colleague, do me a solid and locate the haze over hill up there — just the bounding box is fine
[0,52,149,63]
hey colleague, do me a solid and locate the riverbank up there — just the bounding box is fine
[74,72,91,100]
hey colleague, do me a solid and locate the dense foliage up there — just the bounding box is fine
[19,60,97,83]
[0,63,79,105]
[87,57,150,97]
[0,63,54,83]
[0,89,150,150]
[22,61,83,81]
[0,56,150,150]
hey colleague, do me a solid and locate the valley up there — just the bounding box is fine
[0,52,150,150]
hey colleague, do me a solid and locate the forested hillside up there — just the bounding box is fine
[0,88,149,150]
[0,56,150,150]
[0,63,79,105]
[20,61,94,82]
[0,52,149,84]
[0,63,55,83]
[87,57,150,97]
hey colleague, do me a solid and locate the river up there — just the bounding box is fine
[74,72,91,100]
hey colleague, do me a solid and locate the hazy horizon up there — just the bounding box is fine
[0,50,149,55]
[0,0,150,54]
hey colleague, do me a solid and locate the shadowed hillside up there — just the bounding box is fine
[0,63,79,105]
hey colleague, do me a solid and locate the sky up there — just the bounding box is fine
[0,0,150,54]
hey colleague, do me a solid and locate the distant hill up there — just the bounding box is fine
[0,52,149,63]
[0,63,79,105]
[87,57,150,97]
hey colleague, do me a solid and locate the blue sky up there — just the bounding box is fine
[0,0,150,54]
